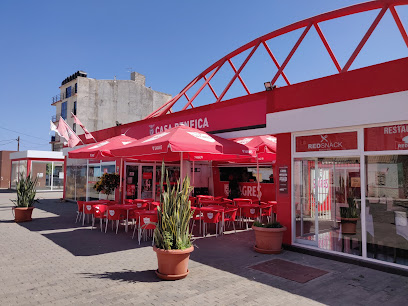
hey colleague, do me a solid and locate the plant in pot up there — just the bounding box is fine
[252,221,287,254]
[340,196,359,234]
[93,173,120,200]
[11,173,38,222]
[153,162,194,280]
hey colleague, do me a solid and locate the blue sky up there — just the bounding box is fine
[0,0,407,151]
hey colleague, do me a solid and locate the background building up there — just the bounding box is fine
[50,71,172,151]
[0,151,15,188]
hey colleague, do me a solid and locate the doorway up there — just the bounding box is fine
[294,157,362,255]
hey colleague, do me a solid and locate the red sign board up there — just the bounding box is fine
[365,124,408,151]
[296,132,358,152]
[122,97,267,139]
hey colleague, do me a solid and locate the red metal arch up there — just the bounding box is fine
[146,0,408,119]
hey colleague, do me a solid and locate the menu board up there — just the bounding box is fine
[279,166,288,194]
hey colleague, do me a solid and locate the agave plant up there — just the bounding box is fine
[154,162,194,250]
[13,173,38,207]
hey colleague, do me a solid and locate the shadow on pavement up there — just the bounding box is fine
[81,269,160,283]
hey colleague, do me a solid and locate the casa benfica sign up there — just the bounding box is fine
[296,131,358,152]
[365,124,408,151]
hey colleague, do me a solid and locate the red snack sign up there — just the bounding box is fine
[296,132,358,152]
[365,124,408,151]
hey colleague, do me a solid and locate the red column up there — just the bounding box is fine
[26,159,31,177]
[275,133,292,245]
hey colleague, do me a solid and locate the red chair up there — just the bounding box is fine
[202,209,222,237]
[268,201,278,221]
[124,199,133,205]
[223,207,238,233]
[260,202,274,222]
[190,206,203,235]
[92,204,108,232]
[134,213,158,244]
[76,201,85,223]
[197,195,214,207]
[133,199,149,209]
[105,207,126,234]
[189,196,197,206]
[240,205,261,229]
[82,202,95,225]
[233,198,252,226]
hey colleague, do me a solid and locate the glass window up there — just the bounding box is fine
[66,86,71,98]
[10,160,27,189]
[74,83,77,93]
[366,155,408,266]
[61,102,67,119]
[219,166,273,183]
[66,158,87,201]
[73,101,77,115]
[73,123,76,133]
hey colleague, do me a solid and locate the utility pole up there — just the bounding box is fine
[17,136,20,151]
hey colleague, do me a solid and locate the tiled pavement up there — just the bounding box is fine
[1,191,408,305]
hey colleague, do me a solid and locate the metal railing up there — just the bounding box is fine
[51,89,77,103]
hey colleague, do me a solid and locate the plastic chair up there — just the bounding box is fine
[92,204,108,232]
[260,202,273,223]
[223,207,238,233]
[189,196,197,206]
[267,201,278,221]
[202,209,222,237]
[105,207,126,234]
[133,199,149,209]
[75,201,84,223]
[134,213,158,244]
[240,205,261,229]
[82,203,95,225]
[190,206,202,235]
[197,195,214,207]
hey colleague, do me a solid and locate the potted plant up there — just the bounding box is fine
[11,173,38,222]
[340,196,359,234]
[93,173,120,200]
[252,221,287,254]
[153,162,194,280]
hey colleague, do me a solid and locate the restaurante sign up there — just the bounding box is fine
[365,124,408,151]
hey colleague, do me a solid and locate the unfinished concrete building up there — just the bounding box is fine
[50,71,172,151]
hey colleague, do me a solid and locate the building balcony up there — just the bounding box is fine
[51,91,77,104]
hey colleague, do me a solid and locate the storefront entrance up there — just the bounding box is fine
[294,157,362,256]
[124,163,181,201]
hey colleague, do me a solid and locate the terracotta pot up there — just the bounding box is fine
[340,218,358,234]
[153,245,194,280]
[13,207,34,222]
[252,225,287,254]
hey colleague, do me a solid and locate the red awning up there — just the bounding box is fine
[68,134,138,160]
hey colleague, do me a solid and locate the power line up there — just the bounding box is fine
[0,126,49,141]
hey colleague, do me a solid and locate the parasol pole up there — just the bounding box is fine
[180,152,183,189]
[257,153,261,202]
[119,158,123,203]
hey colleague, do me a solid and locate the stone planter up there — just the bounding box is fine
[252,225,287,254]
[153,246,194,280]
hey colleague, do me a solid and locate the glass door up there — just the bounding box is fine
[294,159,319,246]
[125,165,139,200]
[141,166,154,199]
[294,157,362,255]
